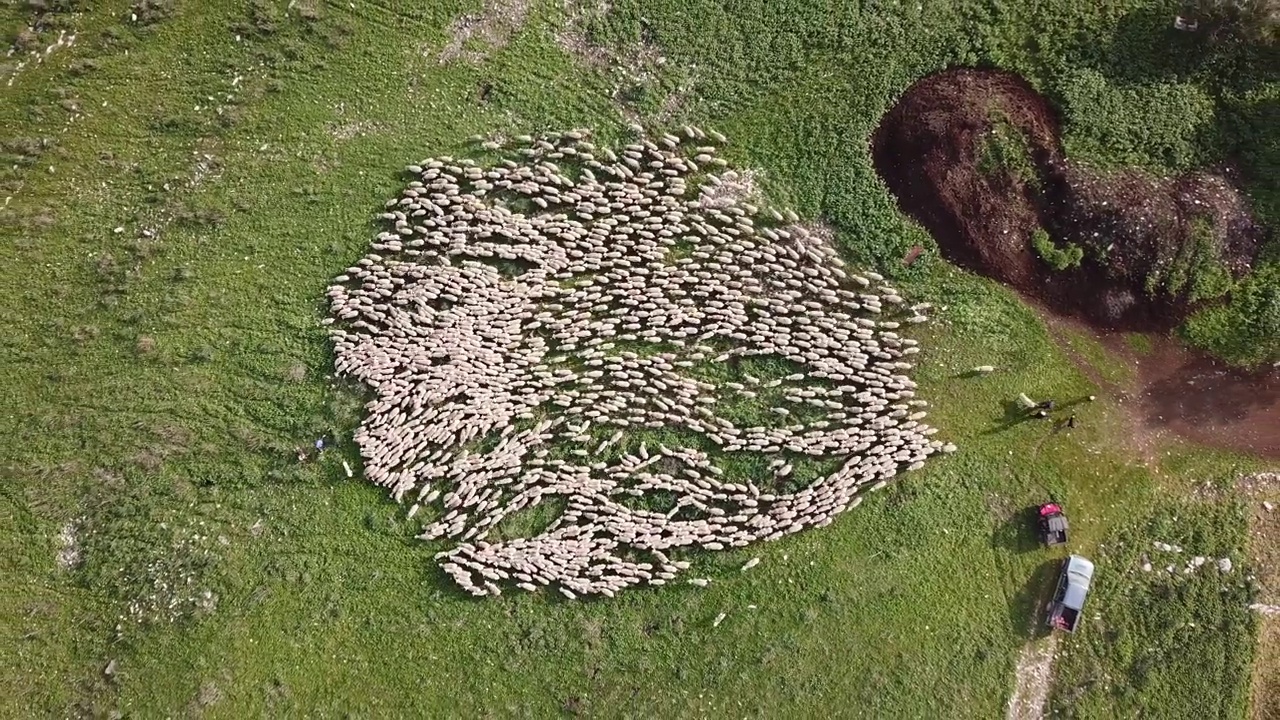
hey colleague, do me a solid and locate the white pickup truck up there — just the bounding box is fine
[1046,554,1094,633]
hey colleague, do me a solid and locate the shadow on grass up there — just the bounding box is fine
[983,399,1042,434]
[1009,558,1059,640]
[983,395,1097,435]
[992,505,1042,556]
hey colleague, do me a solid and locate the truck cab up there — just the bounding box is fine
[1046,554,1094,633]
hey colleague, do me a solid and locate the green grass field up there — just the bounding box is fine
[1,1,1275,717]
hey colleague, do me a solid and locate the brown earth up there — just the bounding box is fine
[1036,305,1280,460]
[871,67,1265,330]
[872,68,1278,459]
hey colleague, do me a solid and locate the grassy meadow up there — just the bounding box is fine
[0,0,1274,717]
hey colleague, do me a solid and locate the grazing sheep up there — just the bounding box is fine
[326,128,947,598]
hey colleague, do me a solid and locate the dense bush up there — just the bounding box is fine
[1059,69,1218,171]
[1182,259,1280,367]
[1031,228,1084,271]
[1182,0,1280,44]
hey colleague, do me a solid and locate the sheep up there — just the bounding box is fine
[327,127,946,598]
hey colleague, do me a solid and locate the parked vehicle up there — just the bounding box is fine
[1046,554,1094,633]
[1037,502,1068,546]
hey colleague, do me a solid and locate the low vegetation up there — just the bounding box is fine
[1183,261,1280,367]
[1051,497,1258,719]
[979,115,1040,189]
[0,0,1273,716]
[1032,229,1085,272]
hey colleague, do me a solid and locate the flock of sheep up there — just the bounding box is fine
[325,127,952,598]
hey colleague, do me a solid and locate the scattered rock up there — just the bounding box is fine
[55,520,82,570]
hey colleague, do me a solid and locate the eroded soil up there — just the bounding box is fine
[874,67,1277,459]
[872,68,1265,330]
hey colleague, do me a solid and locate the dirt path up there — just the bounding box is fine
[1034,304,1280,461]
[1007,634,1059,720]
[1137,344,1280,460]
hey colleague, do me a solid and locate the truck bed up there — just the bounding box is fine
[1049,606,1079,632]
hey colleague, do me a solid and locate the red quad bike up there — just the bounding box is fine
[1037,503,1068,547]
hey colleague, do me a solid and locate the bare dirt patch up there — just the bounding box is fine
[874,68,1277,460]
[328,120,385,141]
[438,0,532,64]
[871,68,1265,331]
[1035,305,1280,460]
[55,519,81,570]
[1138,343,1280,459]
[1007,634,1058,720]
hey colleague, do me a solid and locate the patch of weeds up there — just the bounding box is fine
[173,202,227,229]
[1031,228,1084,271]
[1124,334,1154,355]
[1182,259,1280,367]
[238,0,282,36]
[129,0,177,26]
[293,0,322,23]
[1,136,56,166]
[978,114,1040,189]
[67,58,99,76]
[11,28,41,53]
[98,25,126,48]
[283,361,307,383]
[70,325,99,346]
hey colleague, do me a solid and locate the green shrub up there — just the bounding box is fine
[1060,69,1217,171]
[1031,228,1084,271]
[1183,0,1280,44]
[1182,260,1280,367]
[1142,219,1238,303]
[977,116,1039,188]
[1188,259,1235,302]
